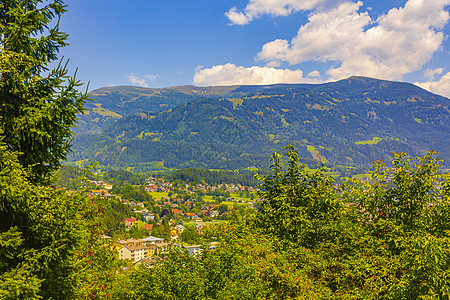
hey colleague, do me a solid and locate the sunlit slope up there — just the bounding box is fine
[71,76,450,170]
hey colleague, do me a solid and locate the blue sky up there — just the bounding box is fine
[60,0,450,98]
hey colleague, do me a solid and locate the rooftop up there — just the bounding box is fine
[142,236,164,242]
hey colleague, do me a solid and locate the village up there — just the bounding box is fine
[88,176,259,266]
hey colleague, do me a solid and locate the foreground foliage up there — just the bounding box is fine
[117,146,450,299]
[0,142,115,299]
[0,1,115,298]
[0,0,88,182]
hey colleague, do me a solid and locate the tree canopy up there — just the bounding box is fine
[0,1,116,299]
[116,146,450,299]
[0,0,88,182]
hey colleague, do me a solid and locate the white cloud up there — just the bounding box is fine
[415,71,450,98]
[265,60,281,67]
[126,73,159,87]
[144,74,159,81]
[257,0,450,80]
[193,63,321,86]
[195,65,204,73]
[226,0,345,25]
[308,70,321,77]
[226,7,251,25]
[424,68,444,81]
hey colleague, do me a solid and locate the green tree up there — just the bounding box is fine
[340,151,450,298]
[0,0,88,182]
[179,225,200,244]
[0,1,117,298]
[256,144,339,249]
[110,146,450,299]
[0,142,115,299]
[254,145,450,298]
[217,203,229,215]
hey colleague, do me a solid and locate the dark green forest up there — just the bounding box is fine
[167,168,266,186]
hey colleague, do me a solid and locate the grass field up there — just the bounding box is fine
[355,137,382,145]
[352,173,371,180]
[202,195,215,202]
[91,103,122,118]
[221,201,249,208]
[148,191,169,200]
[229,193,254,202]
[182,220,225,227]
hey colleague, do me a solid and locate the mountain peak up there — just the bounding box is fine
[71,77,450,171]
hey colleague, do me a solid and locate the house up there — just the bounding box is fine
[172,208,183,215]
[210,210,219,218]
[135,256,163,268]
[90,189,102,196]
[113,238,144,249]
[90,189,113,198]
[198,209,209,216]
[183,245,202,256]
[141,236,165,246]
[118,238,144,246]
[144,213,155,222]
[121,218,138,230]
[119,244,150,262]
[193,216,203,223]
[208,242,219,249]
[185,212,197,219]
[145,184,158,192]
[174,224,185,233]
[142,224,153,232]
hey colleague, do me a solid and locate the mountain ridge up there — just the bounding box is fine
[71,77,450,172]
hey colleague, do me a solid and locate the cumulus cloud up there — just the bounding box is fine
[126,73,159,87]
[193,63,320,86]
[226,0,344,25]
[415,72,450,98]
[257,0,450,80]
[308,70,321,77]
[265,60,282,68]
[226,7,251,25]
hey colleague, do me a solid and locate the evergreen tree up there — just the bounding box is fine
[0,141,116,299]
[0,0,88,182]
[0,1,117,299]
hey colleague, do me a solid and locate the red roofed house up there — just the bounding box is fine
[143,224,153,232]
[122,218,138,230]
[185,213,197,219]
[172,208,183,215]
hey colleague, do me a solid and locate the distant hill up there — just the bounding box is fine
[75,85,243,134]
[70,77,450,172]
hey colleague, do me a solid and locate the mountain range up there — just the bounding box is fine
[69,76,450,173]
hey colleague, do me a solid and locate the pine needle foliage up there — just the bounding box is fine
[0,0,88,183]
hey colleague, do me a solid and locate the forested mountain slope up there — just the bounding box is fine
[71,76,450,171]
